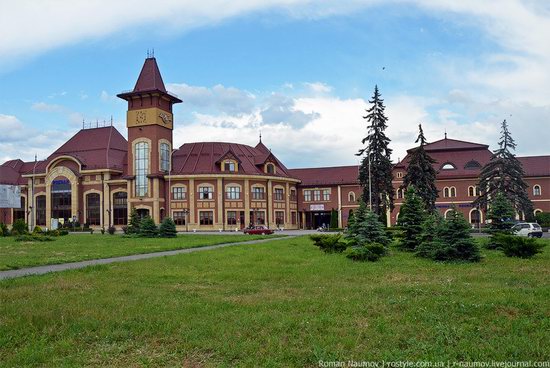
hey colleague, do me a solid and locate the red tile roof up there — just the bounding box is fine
[133,57,167,93]
[0,159,42,185]
[518,156,550,177]
[172,142,295,178]
[289,165,359,186]
[413,138,489,153]
[30,126,128,174]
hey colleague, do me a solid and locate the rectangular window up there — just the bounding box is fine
[255,211,265,225]
[225,161,236,172]
[274,188,284,201]
[198,186,213,200]
[275,211,284,225]
[36,195,46,226]
[304,190,311,202]
[227,211,237,225]
[226,186,241,200]
[313,190,321,201]
[173,211,186,225]
[291,211,297,225]
[172,187,186,200]
[199,211,214,225]
[86,194,101,226]
[252,187,265,200]
[322,189,330,201]
[113,192,128,225]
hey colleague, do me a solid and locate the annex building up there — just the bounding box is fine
[1,57,549,230]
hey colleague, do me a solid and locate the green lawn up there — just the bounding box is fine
[0,237,549,366]
[0,234,278,271]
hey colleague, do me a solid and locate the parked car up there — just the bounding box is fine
[243,225,274,235]
[511,222,543,238]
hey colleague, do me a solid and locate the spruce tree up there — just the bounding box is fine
[431,209,481,262]
[139,216,158,238]
[416,211,445,259]
[474,120,533,217]
[487,192,516,232]
[357,85,395,219]
[402,124,438,210]
[127,208,141,234]
[347,200,390,247]
[159,217,177,238]
[397,186,426,251]
[346,200,367,238]
[330,209,338,229]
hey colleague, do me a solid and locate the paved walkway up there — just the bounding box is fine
[0,236,295,281]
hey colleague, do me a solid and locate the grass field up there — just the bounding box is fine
[0,234,276,271]
[0,236,549,366]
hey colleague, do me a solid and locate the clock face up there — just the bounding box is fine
[136,111,147,124]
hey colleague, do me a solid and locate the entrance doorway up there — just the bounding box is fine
[305,211,331,229]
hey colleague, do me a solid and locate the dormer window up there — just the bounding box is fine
[266,163,275,174]
[464,160,482,170]
[224,160,236,172]
[441,163,456,170]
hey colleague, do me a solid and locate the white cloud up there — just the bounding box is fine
[31,102,64,113]
[303,82,332,94]
[167,83,256,114]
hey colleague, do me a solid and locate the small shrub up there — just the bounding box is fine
[139,216,158,238]
[90,229,94,234]
[310,234,346,253]
[127,209,141,234]
[101,228,106,235]
[0,223,9,236]
[493,234,545,258]
[32,226,43,234]
[122,226,129,234]
[15,235,55,242]
[44,229,60,237]
[12,219,28,235]
[159,217,177,238]
[108,226,116,235]
[345,243,387,262]
[59,229,69,236]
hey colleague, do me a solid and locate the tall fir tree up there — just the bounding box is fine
[474,120,533,216]
[402,124,438,210]
[357,85,395,219]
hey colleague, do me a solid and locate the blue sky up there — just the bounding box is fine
[1,1,549,167]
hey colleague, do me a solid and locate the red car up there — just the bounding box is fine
[243,225,274,235]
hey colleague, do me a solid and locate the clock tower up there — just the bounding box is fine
[117,56,182,222]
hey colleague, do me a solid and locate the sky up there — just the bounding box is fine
[1,0,549,168]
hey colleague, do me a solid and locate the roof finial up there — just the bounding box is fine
[444,129,447,139]
[259,130,262,143]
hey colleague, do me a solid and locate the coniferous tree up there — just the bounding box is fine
[127,208,141,234]
[357,85,395,218]
[159,217,177,238]
[402,124,438,210]
[139,216,158,238]
[416,211,445,259]
[346,200,367,238]
[347,200,390,247]
[397,186,426,251]
[474,120,533,217]
[330,209,338,229]
[487,192,516,232]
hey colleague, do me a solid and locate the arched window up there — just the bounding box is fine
[113,192,128,225]
[86,193,101,226]
[266,163,275,174]
[135,142,149,196]
[441,163,456,170]
[397,189,404,199]
[470,209,482,225]
[51,178,71,222]
[160,142,170,172]
[464,160,482,170]
[533,185,541,196]
[172,186,187,200]
[349,192,356,202]
[468,186,475,197]
[443,187,450,198]
[290,188,297,201]
[444,209,453,219]
[396,172,403,179]
[450,187,456,197]
[534,209,543,216]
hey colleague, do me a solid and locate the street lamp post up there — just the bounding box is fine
[368,149,372,212]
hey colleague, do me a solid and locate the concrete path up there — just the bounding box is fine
[0,236,296,281]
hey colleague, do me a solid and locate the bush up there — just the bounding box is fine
[122,226,129,234]
[15,234,55,242]
[59,229,69,236]
[492,234,545,258]
[44,229,60,237]
[310,234,347,253]
[345,243,387,262]
[139,216,158,237]
[12,219,28,235]
[108,226,116,235]
[159,217,177,238]
[32,226,43,234]
[346,201,390,247]
[535,212,550,228]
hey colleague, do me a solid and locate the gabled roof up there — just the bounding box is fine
[288,165,360,186]
[0,159,42,185]
[215,147,242,164]
[518,155,550,177]
[171,142,295,179]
